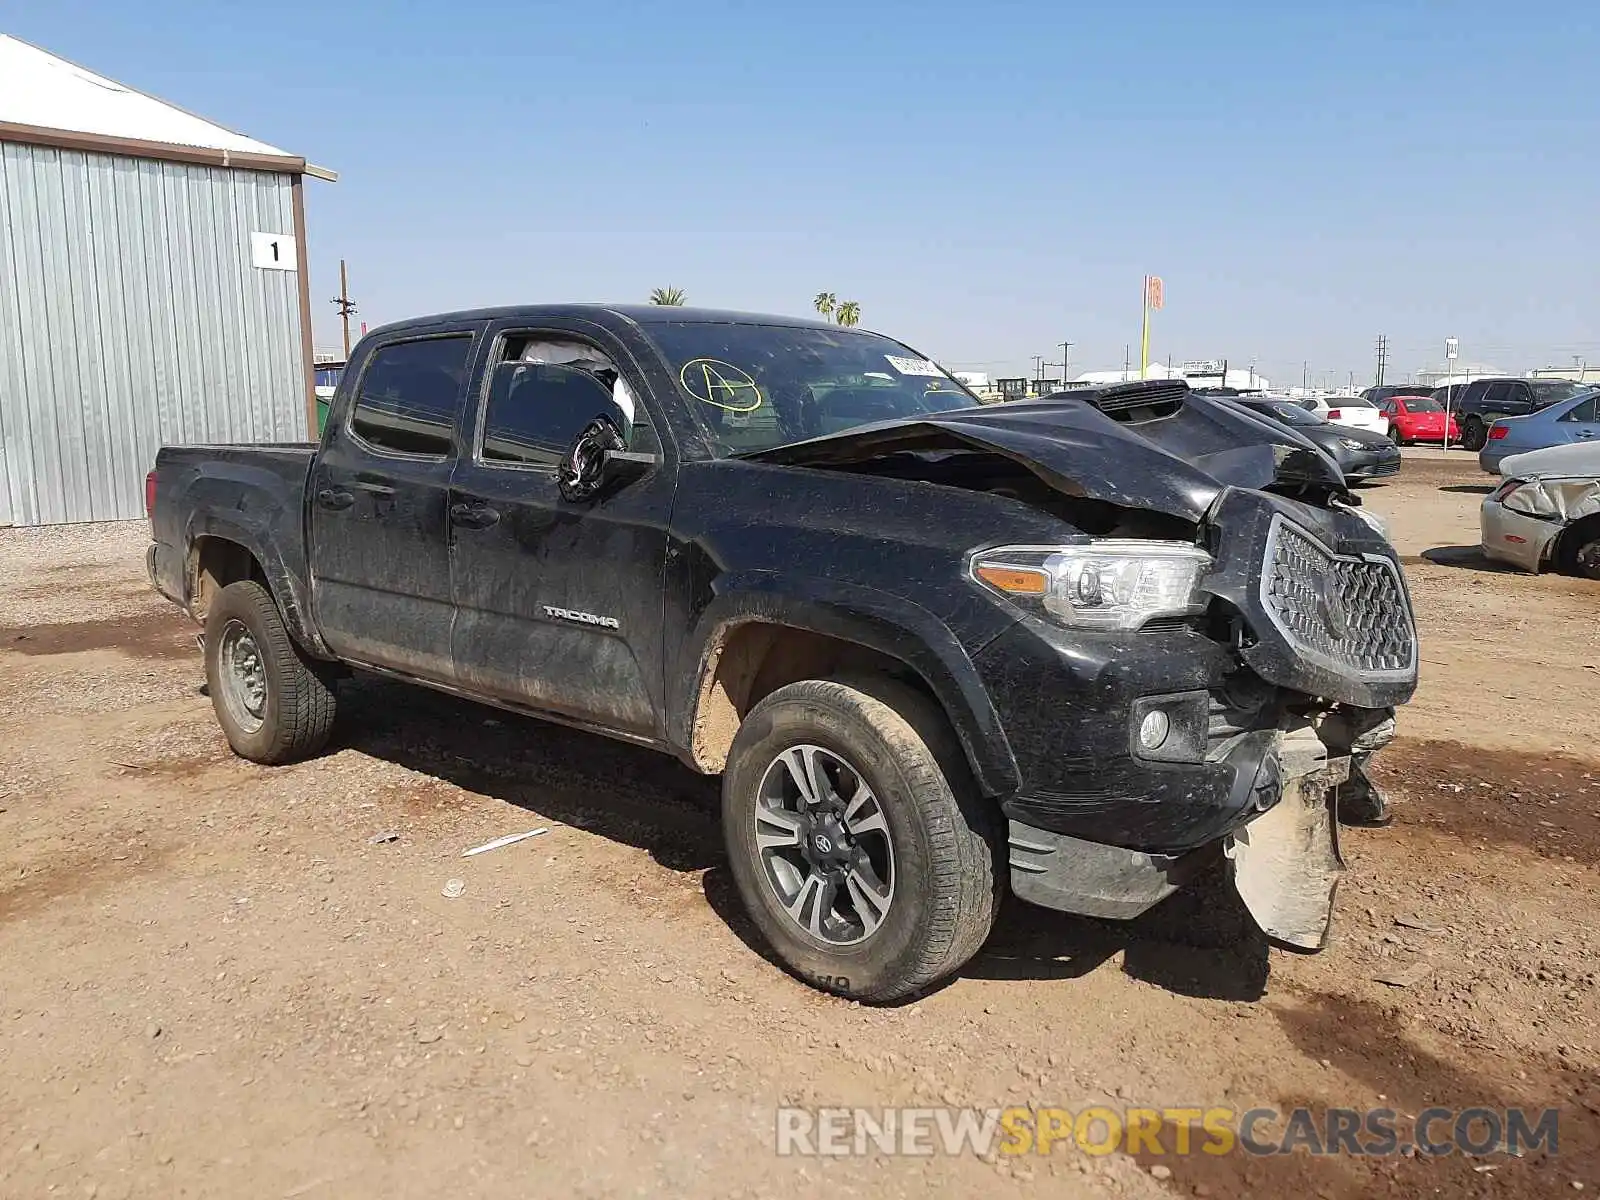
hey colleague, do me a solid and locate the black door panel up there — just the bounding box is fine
[309,332,478,681]
[448,322,674,736]
[449,471,665,733]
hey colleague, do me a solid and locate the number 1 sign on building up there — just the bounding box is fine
[249,232,298,271]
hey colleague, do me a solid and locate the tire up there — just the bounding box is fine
[1462,417,1487,451]
[204,579,338,764]
[721,677,1002,1003]
[1387,425,1405,447]
[1557,525,1600,581]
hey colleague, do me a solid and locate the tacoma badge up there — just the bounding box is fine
[542,605,621,630]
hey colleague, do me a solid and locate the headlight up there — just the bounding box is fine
[970,540,1212,631]
[1337,436,1367,450]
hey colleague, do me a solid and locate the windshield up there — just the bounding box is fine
[641,322,980,454]
[1251,400,1326,427]
[1405,395,1443,412]
[1533,381,1590,404]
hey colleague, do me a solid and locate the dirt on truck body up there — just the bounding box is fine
[147,304,1414,1003]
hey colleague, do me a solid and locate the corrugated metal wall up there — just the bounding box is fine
[0,142,308,526]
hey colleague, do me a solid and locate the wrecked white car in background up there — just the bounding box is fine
[1481,442,1600,578]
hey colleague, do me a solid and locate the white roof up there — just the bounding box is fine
[0,34,291,158]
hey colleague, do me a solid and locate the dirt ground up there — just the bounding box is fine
[1,455,1596,1199]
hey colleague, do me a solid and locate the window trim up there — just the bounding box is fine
[468,327,658,476]
[344,330,478,463]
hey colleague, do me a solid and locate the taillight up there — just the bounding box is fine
[1327,409,1342,420]
[1489,425,1509,440]
[145,469,157,519]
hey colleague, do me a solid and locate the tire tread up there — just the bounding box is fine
[206,580,337,764]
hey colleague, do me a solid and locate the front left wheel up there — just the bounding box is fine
[721,677,1002,1004]
[204,580,339,764]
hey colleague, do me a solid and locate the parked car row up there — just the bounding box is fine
[1224,396,1402,484]
[1429,378,1592,450]
[1477,387,1600,474]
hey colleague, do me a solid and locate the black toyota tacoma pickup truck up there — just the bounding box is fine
[148,305,1416,1002]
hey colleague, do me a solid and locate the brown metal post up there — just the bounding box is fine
[290,174,317,438]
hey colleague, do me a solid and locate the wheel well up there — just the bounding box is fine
[188,537,268,622]
[689,623,938,773]
[1553,512,1600,571]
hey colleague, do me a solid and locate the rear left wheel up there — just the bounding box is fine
[1462,416,1487,451]
[721,677,1002,1003]
[1388,425,1406,446]
[205,580,339,764]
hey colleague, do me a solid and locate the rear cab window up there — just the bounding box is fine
[349,335,475,458]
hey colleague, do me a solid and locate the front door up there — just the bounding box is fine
[308,330,479,681]
[447,324,674,737]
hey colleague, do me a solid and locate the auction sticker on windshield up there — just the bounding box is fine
[885,355,942,376]
[679,359,764,412]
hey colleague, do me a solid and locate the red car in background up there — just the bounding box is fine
[1371,391,1460,445]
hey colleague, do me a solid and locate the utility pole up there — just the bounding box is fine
[1060,341,1073,381]
[1123,345,1131,379]
[1302,360,1309,394]
[331,259,358,361]
[1374,334,1388,387]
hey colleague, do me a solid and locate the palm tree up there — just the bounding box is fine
[649,286,687,306]
[835,300,861,328]
[813,292,837,322]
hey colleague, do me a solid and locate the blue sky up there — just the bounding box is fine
[8,0,1599,386]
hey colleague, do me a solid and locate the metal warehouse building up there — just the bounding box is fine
[0,35,334,527]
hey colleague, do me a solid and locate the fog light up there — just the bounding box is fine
[1138,709,1170,751]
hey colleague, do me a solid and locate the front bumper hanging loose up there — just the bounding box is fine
[1226,726,1349,950]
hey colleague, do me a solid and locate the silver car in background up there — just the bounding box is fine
[1480,442,1600,577]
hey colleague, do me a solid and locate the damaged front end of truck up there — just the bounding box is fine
[748,380,1419,950]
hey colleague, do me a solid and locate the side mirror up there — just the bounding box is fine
[558,418,655,503]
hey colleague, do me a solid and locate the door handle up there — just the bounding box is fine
[353,480,396,496]
[450,502,501,529]
[1579,431,1594,439]
[316,488,354,511]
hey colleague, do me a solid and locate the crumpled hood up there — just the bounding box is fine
[744,392,1346,524]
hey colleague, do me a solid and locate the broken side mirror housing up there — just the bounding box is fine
[558,418,656,502]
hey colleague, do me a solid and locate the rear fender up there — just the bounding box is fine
[185,512,330,658]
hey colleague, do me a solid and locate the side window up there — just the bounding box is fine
[476,333,658,470]
[1559,395,1598,423]
[482,363,621,468]
[350,336,473,457]
[1480,382,1512,406]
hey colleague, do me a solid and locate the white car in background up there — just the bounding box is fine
[1301,395,1388,436]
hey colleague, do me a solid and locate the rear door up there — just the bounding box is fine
[447,321,675,737]
[1555,392,1600,443]
[308,329,481,681]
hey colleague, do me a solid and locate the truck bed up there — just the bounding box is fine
[147,443,318,620]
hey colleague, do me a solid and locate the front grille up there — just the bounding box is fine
[1260,517,1416,680]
